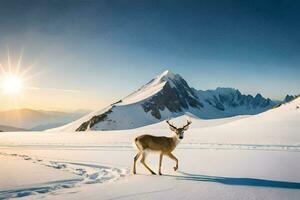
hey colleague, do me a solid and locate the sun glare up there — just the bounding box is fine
[0,50,34,96]
[2,74,23,94]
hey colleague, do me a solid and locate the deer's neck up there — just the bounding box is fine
[172,135,180,147]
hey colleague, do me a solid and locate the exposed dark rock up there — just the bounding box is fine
[215,101,225,111]
[112,100,122,105]
[76,109,113,131]
[141,76,203,119]
[272,103,282,109]
[198,88,275,112]
[284,95,296,103]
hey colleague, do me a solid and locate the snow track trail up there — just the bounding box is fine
[0,152,129,199]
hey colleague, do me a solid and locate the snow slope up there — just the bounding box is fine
[189,96,300,145]
[119,70,173,105]
[50,70,277,132]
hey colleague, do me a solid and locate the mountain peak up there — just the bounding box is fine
[156,70,177,82]
[160,69,174,76]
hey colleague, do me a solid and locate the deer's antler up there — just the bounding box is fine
[182,120,192,130]
[166,120,178,130]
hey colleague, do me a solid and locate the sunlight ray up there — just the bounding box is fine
[16,48,24,74]
[7,48,12,74]
[0,63,8,77]
[22,71,43,82]
[19,63,35,79]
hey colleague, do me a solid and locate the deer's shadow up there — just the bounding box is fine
[167,171,300,190]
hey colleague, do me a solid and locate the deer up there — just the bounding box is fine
[133,119,192,175]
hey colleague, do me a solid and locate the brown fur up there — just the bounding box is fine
[135,135,178,153]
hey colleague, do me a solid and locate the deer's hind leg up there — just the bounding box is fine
[158,153,163,175]
[133,151,141,174]
[140,152,156,175]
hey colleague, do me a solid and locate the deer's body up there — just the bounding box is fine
[134,134,179,153]
[133,120,191,175]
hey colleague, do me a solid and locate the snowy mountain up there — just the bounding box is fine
[194,87,276,118]
[50,70,280,132]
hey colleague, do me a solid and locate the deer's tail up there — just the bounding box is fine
[132,137,140,151]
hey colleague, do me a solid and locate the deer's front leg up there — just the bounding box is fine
[158,153,163,175]
[167,153,178,171]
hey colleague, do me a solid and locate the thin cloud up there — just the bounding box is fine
[26,86,81,93]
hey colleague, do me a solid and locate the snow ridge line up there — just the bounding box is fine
[1,143,299,152]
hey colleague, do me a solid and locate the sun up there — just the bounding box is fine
[2,74,23,94]
[0,50,36,96]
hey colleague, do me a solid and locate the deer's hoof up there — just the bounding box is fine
[173,166,178,171]
[159,172,162,176]
[151,172,156,175]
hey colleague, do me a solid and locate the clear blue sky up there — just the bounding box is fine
[0,0,299,111]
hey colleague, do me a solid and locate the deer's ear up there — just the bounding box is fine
[169,126,177,132]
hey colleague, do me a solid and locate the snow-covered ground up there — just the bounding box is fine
[0,98,299,199]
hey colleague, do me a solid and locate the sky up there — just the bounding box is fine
[0,0,299,111]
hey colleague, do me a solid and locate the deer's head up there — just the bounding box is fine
[166,120,192,139]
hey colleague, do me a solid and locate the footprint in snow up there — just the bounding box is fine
[49,162,67,169]
[89,173,99,180]
[75,168,87,175]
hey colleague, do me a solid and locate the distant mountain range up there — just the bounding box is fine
[0,125,27,132]
[0,109,89,131]
[50,70,294,132]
